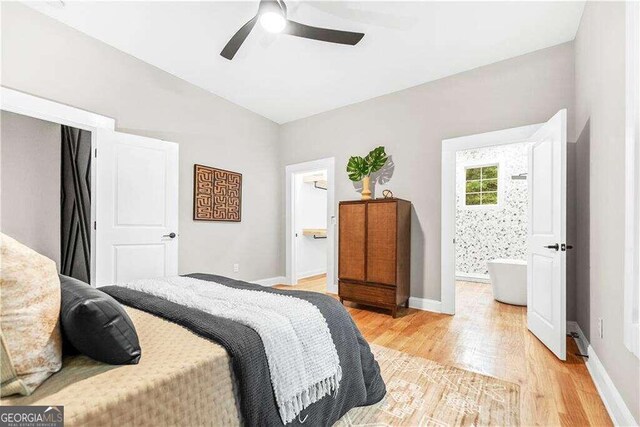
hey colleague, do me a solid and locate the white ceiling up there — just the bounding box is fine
[26,1,585,124]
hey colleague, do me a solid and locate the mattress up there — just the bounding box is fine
[1,307,242,427]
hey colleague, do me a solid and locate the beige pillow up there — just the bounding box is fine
[0,233,62,396]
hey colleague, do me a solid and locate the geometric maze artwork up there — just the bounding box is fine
[193,164,242,221]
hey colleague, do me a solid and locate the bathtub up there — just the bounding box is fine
[487,259,527,306]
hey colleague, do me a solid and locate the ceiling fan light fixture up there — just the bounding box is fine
[259,11,286,33]
[220,0,365,60]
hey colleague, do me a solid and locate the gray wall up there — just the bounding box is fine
[1,2,282,282]
[567,142,577,323]
[1,111,61,266]
[575,120,590,340]
[279,42,575,301]
[574,2,639,421]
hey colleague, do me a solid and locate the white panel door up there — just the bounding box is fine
[527,109,567,360]
[95,129,179,286]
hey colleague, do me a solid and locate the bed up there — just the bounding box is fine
[1,306,242,426]
[1,274,385,426]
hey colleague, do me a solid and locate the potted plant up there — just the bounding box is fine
[346,146,389,200]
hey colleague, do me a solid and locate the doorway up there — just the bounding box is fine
[454,143,531,286]
[285,158,336,293]
[294,170,328,282]
[1,87,179,287]
[1,109,97,285]
[441,110,568,360]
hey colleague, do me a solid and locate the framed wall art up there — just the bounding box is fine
[193,164,242,222]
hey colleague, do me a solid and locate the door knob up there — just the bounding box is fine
[544,243,559,251]
[163,232,177,239]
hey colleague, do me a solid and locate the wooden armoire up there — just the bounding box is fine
[338,198,411,317]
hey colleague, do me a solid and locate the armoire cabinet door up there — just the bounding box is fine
[339,203,366,281]
[367,202,397,285]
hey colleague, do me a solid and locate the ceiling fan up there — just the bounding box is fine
[220,0,365,60]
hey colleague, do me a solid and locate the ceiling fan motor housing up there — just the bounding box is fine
[220,0,365,61]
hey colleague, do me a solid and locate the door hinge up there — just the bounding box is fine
[94,148,98,158]
[93,221,97,230]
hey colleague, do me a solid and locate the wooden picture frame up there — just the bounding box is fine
[193,164,242,222]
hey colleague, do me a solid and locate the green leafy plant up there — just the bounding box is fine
[346,146,388,181]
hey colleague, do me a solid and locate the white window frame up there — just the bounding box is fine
[624,1,640,358]
[460,161,502,210]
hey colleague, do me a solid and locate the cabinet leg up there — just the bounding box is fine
[404,299,409,309]
[391,306,397,318]
[339,298,344,305]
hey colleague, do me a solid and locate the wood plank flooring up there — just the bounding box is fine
[276,276,612,426]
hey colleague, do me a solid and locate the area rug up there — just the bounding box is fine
[337,344,520,426]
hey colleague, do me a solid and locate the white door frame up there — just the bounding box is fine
[1,87,116,286]
[285,157,336,293]
[440,123,542,314]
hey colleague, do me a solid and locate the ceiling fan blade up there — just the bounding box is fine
[220,15,259,60]
[284,20,364,45]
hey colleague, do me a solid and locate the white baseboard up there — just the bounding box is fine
[408,297,442,313]
[455,271,490,283]
[567,321,638,426]
[252,276,287,287]
[297,268,327,280]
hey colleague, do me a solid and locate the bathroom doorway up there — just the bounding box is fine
[441,110,569,360]
[454,142,531,304]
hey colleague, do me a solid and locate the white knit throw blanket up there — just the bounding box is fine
[117,276,342,424]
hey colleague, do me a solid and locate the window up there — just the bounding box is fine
[465,165,499,206]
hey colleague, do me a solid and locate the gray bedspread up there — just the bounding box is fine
[101,273,385,426]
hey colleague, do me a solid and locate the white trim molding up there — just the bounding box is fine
[297,269,327,281]
[567,322,638,426]
[252,276,287,287]
[441,123,541,314]
[624,0,640,359]
[0,87,115,130]
[408,297,442,313]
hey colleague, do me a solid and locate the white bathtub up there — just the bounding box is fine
[487,259,527,306]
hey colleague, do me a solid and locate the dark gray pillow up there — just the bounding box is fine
[59,275,141,365]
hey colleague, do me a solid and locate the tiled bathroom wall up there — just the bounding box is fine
[455,142,531,276]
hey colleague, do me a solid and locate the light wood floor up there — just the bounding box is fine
[276,275,612,426]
